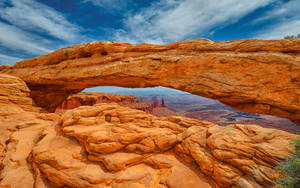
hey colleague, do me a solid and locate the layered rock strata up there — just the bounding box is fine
[0,38,299,124]
[55,92,146,113]
[0,74,59,187]
[56,92,299,134]
[31,103,298,188]
[0,37,299,187]
[55,92,175,117]
[0,73,298,188]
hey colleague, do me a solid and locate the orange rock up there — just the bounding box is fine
[55,92,154,114]
[0,74,59,188]
[30,103,297,188]
[56,92,299,134]
[0,73,298,188]
[1,38,299,124]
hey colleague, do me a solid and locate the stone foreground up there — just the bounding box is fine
[0,74,299,188]
[0,38,299,124]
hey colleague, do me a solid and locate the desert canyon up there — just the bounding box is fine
[55,92,299,134]
[0,38,299,188]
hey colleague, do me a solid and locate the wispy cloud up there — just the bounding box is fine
[253,0,300,39]
[0,22,52,55]
[82,0,128,11]
[0,0,85,65]
[253,0,300,24]
[0,0,81,41]
[113,0,275,44]
[0,53,22,65]
[256,19,300,39]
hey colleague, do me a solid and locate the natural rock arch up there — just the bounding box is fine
[0,38,299,124]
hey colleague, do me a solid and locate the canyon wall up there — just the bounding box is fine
[56,92,141,112]
[56,92,174,117]
[0,38,299,124]
[56,92,299,133]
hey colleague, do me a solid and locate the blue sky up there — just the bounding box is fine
[0,0,299,65]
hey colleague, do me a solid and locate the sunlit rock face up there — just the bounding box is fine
[56,92,299,134]
[55,92,144,113]
[1,38,299,124]
[0,74,299,187]
[31,103,298,188]
[0,74,59,188]
[0,38,299,187]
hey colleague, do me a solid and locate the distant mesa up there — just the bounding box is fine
[56,92,299,134]
[56,92,175,117]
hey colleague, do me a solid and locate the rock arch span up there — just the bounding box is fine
[0,38,299,124]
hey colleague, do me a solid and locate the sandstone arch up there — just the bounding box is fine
[0,38,299,124]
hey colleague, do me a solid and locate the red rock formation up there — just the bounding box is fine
[0,73,299,188]
[1,38,299,124]
[0,37,299,187]
[152,107,177,117]
[32,103,298,188]
[56,92,177,117]
[163,95,300,134]
[161,98,166,107]
[56,92,141,113]
[0,74,59,187]
[56,92,299,133]
[151,96,160,108]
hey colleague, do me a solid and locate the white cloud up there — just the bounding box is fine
[253,0,300,24]
[82,0,128,10]
[255,19,300,39]
[0,0,81,41]
[253,0,300,39]
[0,0,89,65]
[113,0,275,44]
[0,22,52,55]
[0,53,22,65]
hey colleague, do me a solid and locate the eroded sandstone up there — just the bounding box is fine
[30,103,298,188]
[0,73,299,188]
[0,38,299,124]
[56,92,300,134]
[0,37,300,187]
[0,74,59,187]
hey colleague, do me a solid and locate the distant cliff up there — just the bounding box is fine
[56,92,175,117]
[55,92,299,134]
[56,92,149,113]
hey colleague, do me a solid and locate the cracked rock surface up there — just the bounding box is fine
[0,71,298,187]
[30,103,296,188]
[0,74,58,187]
[1,38,299,124]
